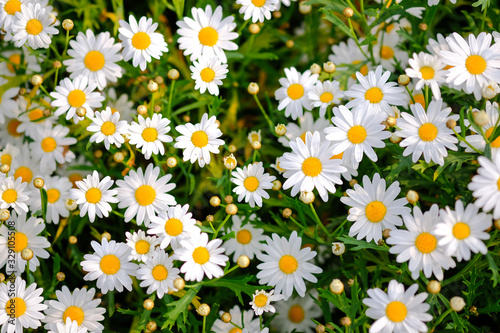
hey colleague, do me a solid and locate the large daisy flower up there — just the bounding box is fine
[190,55,228,96]
[236,0,278,23]
[137,249,181,299]
[308,80,344,117]
[275,67,318,120]
[128,113,173,160]
[468,153,500,219]
[11,3,58,49]
[231,161,276,207]
[223,214,266,262]
[405,51,446,100]
[87,107,129,150]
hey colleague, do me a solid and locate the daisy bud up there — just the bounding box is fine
[286,40,294,48]
[0,209,10,221]
[94,150,103,158]
[332,242,345,256]
[0,164,10,174]
[315,324,326,333]
[101,232,111,241]
[154,105,162,113]
[168,69,180,80]
[31,74,43,86]
[398,74,410,86]
[248,82,260,95]
[221,312,232,323]
[0,273,4,283]
[155,76,164,85]
[183,115,191,122]
[69,235,77,244]
[143,299,155,310]
[237,255,250,268]
[450,296,466,312]
[386,116,397,127]
[343,7,354,18]
[329,279,344,294]
[273,10,282,18]
[21,248,33,261]
[272,180,282,191]
[43,109,51,117]
[494,219,500,230]
[390,133,401,144]
[482,82,500,99]
[62,19,74,31]
[382,229,391,238]
[446,119,457,129]
[348,179,357,187]
[300,191,315,204]
[33,177,44,188]
[137,105,148,115]
[347,279,354,287]
[65,199,77,211]
[283,208,292,218]
[226,203,238,215]
[148,80,159,93]
[340,317,352,327]
[249,23,260,34]
[75,107,86,117]
[427,280,441,294]
[223,154,237,170]
[275,124,287,136]
[114,152,125,163]
[195,220,202,226]
[53,60,62,69]
[225,195,233,204]
[197,303,210,316]
[146,321,157,332]
[173,277,185,290]
[206,215,214,223]
[323,61,336,73]
[299,3,312,14]
[56,272,66,281]
[210,196,221,207]
[228,144,237,153]
[418,23,428,31]
[406,190,419,204]
[473,110,489,127]
[251,141,261,150]
[166,157,177,168]
[310,63,322,74]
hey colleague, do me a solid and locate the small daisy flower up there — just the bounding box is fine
[387,205,456,280]
[231,162,276,208]
[271,156,286,174]
[250,289,284,316]
[42,286,105,333]
[30,175,72,224]
[273,292,322,333]
[16,96,56,134]
[0,176,30,214]
[461,101,500,157]
[329,38,370,84]
[405,52,446,100]
[363,280,432,333]
[396,99,458,165]
[190,56,228,96]
[373,30,408,71]
[80,238,138,294]
[118,15,169,71]
[0,116,24,147]
[106,87,134,122]
[148,204,200,250]
[236,0,278,23]
[87,107,128,150]
[308,80,344,117]
[280,131,346,202]
[174,113,224,167]
[0,87,18,124]
[278,113,330,148]
[125,230,160,262]
[248,129,261,144]
[223,214,266,262]
[0,277,47,333]
[345,65,407,116]
[10,144,41,185]
[275,67,318,120]
[0,143,19,165]
[64,29,123,90]
[69,170,118,223]
[128,113,172,159]
[325,106,390,165]
[0,49,41,76]
[50,75,105,123]
[176,5,238,63]
[173,232,229,282]
[212,305,260,333]
[116,163,176,226]
[256,231,322,300]
[47,317,90,333]
[468,153,500,219]
[0,0,30,32]
[435,200,491,262]
[11,3,58,49]
[341,173,411,243]
[137,249,181,299]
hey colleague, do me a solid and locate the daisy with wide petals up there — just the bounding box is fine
[250,289,284,316]
[80,238,138,294]
[329,38,370,85]
[10,144,41,185]
[125,230,160,262]
[118,15,169,71]
[223,214,266,262]
[128,113,172,159]
[278,112,330,148]
[231,162,276,207]
[0,0,30,32]
[174,113,224,167]
[275,67,318,120]
[69,170,118,223]
[273,292,322,333]
[137,249,180,299]
[468,153,500,219]
[387,205,456,280]
[363,280,432,333]
[190,55,228,95]
[256,231,322,300]
[11,3,58,49]
[47,318,90,333]
[341,173,411,243]
[373,30,408,71]
[308,80,344,117]
[87,107,128,150]
[30,175,72,224]
[405,52,446,100]
[460,101,500,157]
[0,143,19,166]
[236,0,278,23]
[0,176,30,214]
[212,305,260,333]
[116,163,176,226]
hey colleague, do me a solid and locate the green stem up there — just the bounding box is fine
[309,203,329,238]
[405,85,416,105]
[424,85,430,110]
[63,29,70,57]
[229,321,242,330]
[452,128,483,155]
[253,95,274,133]
[433,308,453,328]
[214,214,231,239]
[202,314,207,333]
[167,79,175,119]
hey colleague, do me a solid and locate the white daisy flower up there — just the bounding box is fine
[87,107,129,150]
[47,317,89,333]
[212,305,260,333]
[118,15,169,71]
[0,211,50,273]
[0,277,47,333]
[273,292,322,333]
[125,230,160,262]
[69,170,118,223]
[56,154,92,188]
[435,200,491,262]
[248,129,261,144]
[468,153,500,219]
[10,144,41,185]
[15,95,56,134]
[308,80,344,117]
[30,175,72,224]
[249,289,284,316]
[373,30,408,71]
[176,5,238,63]
[128,113,172,160]
[396,99,458,166]
[223,214,266,262]
[42,286,105,333]
[329,38,370,86]
[0,142,19,165]
[116,163,176,226]
[50,75,104,123]
[236,0,278,23]
[387,205,456,280]
[278,113,330,148]
[275,67,318,120]
[256,231,322,300]
[426,33,450,57]
[460,101,500,157]
[325,106,390,165]
[0,176,30,214]
[148,204,200,250]
[280,131,346,202]
[341,173,411,243]
[190,55,228,96]
[270,156,286,174]
[174,113,224,167]
[0,49,41,76]
[345,65,407,116]
[64,29,123,90]
[275,0,297,10]
[0,0,30,32]
[440,32,500,100]
[137,249,181,299]
[105,87,134,122]
[363,280,432,333]
[405,52,446,100]
[173,232,228,282]
[0,87,18,124]
[0,116,27,147]
[11,3,58,49]
[231,162,276,208]
[80,238,138,294]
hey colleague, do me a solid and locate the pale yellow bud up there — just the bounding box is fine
[225,196,233,204]
[168,69,180,80]
[148,80,159,93]
[65,199,77,211]
[33,177,44,188]
[450,296,466,311]
[248,82,259,95]
[310,63,322,75]
[197,304,210,316]
[76,107,87,117]
[226,204,238,215]
[0,164,10,174]
[272,180,282,191]
[210,196,221,207]
[223,154,237,170]
[332,242,345,256]
[283,208,292,218]
[137,105,148,115]
[299,3,312,14]
[221,312,232,323]
[31,74,43,86]
[406,190,419,204]
[167,157,177,168]
[56,272,66,281]
[237,255,250,268]
[398,74,410,86]
[0,209,10,221]
[114,152,124,163]
[473,110,489,127]
[69,236,77,244]
[62,19,74,31]
[427,280,441,294]
[101,232,111,241]
[323,61,336,73]
[249,23,260,34]
[143,299,155,310]
[146,321,157,332]
[343,7,354,18]
[21,248,33,261]
[275,124,287,136]
[173,277,185,290]
[299,191,315,204]
[330,279,344,294]
[251,141,261,150]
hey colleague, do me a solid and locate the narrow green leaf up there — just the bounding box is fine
[320,8,354,39]
[336,236,389,252]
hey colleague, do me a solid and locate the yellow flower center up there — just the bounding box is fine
[67,89,87,108]
[132,31,151,50]
[47,188,60,203]
[14,166,33,183]
[28,108,44,121]
[415,232,437,254]
[2,189,17,204]
[381,45,394,60]
[198,27,219,47]
[279,254,298,274]
[229,328,242,333]
[330,152,344,159]
[164,218,183,236]
[7,119,22,137]
[41,137,57,152]
[364,87,384,104]
[7,53,21,73]
[287,83,304,100]
[452,222,470,240]
[26,19,43,35]
[101,121,116,136]
[418,123,438,142]
[498,177,500,191]
[192,246,210,265]
[135,240,150,254]
[365,201,387,223]
[420,66,435,80]
[351,60,368,78]
[191,130,209,148]
[62,306,85,326]
[4,0,21,15]
[250,133,260,142]
[299,132,308,143]
[100,254,121,275]
[69,174,83,187]
[141,128,158,142]
[85,188,102,204]
[412,93,425,108]
[110,107,119,114]
[253,294,268,307]
[200,68,216,83]
[465,55,487,75]
[236,229,252,244]
[0,154,11,165]
[347,125,367,144]
[5,298,26,318]
[152,265,168,281]
[135,185,156,206]
[84,50,105,72]
[385,301,407,322]
[320,92,334,103]
[251,0,266,6]
[9,232,27,252]
[243,176,259,192]
[288,304,305,323]
[484,127,500,148]
[302,157,322,177]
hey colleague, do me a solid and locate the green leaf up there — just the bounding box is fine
[336,236,389,252]
[188,174,195,195]
[320,8,354,39]
[486,253,500,287]
[202,275,268,304]
[472,0,490,11]
[40,188,48,222]
[161,285,201,330]
[433,151,476,181]
[173,0,184,18]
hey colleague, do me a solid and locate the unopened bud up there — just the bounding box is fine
[148,80,158,93]
[101,232,111,241]
[206,215,214,223]
[340,317,352,326]
[273,10,282,18]
[323,61,336,73]
[21,248,33,261]
[251,141,261,150]
[310,63,321,75]
[53,60,62,69]
[33,177,44,188]
[154,76,164,85]
[210,196,220,207]
[390,133,401,144]
[146,321,157,332]
[249,23,260,34]
[114,152,124,163]
[299,191,315,204]
[330,279,344,294]
[223,154,237,170]
[272,180,281,191]
[283,208,292,218]
[228,144,237,153]
[473,110,489,127]
[349,179,357,187]
[343,7,354,18]
[494,219,500,230]
[398,74,410,86]
[137,105,148,115]
[65,198,77,211]
[275,124,287,136]
[237,255,250,268]
[0,273,4,283]
[482,82,500,99]
[0,164,10,174]
[450,296,466,311]
[446,119,457,129]
[173,277,185,290]
[427,280,441,294]
[76,107,86,117]
[418,23,428,31]
[94,150,103,158]
[69,236,77,244]
[315,324,326,333]
[386,116,397,127]
[406,190,419,204]
[166,157,177,168]
[221,312,232,323]
[56,272,66,281]
[31,74,43,86]
[226,203,238,215]
[332,242,345,256]
[154,105,161,113]
[247,82,259,95]
[168,69,180,80]
[62,19,74,31]
[299,3,312,14]
[382,229,391,238]
[0,209,10,221]
[197,304,210,316]
[143,299,155,310]
[285,40,294,48]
